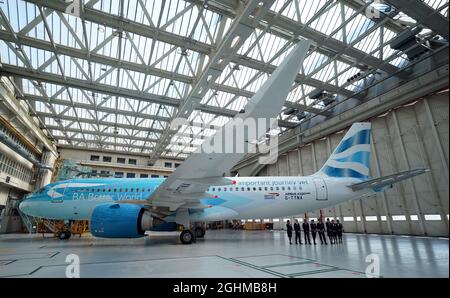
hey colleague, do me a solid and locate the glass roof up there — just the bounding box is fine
[0,0,447,159]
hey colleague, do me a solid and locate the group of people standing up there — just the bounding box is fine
[286,218,343,245]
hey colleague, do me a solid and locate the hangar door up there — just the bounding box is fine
[313,178,328,201]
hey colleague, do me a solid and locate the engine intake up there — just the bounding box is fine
[90,203,153,238]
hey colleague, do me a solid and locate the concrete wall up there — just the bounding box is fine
[257,92,449,237]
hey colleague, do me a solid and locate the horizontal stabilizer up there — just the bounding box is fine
[349,168,431,191]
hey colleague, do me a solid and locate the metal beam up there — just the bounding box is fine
[233,63,449,173]
[52,135,195,155]
[232,54,355,99]
[24,0,211,55]
[26,0,398,75]
[0,64,296,128]
[385,0,449,40]
[0,30,194,85]
[0,29,354,104]
[25,94,172,123]
[185,0,400,75]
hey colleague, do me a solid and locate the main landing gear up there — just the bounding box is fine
[195,226,206,238]
[180,230,195,245]
[179,226,206,245]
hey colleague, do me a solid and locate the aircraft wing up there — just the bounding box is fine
[148,40,312,210]
[348,168,431,192]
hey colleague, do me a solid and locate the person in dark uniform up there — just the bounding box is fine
[294,219,302,245]
[286,220,293,245]
[317,218,328,245]
[310,220,318,245]
[336,219,343,244]
[331,220,338,244]
[302,220,311,245]
[325,218,333,244]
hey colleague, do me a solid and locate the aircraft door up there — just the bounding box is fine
[313,178,328,201]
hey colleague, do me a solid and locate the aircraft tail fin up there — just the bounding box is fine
[315,123,372,179]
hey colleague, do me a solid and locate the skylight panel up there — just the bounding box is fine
[20,46,52,70]
[309,3,341,36]
[345,13,376,44]
[94,0,120,16]
[286,85,304,103]
[302,51,329,76]
[312,61,336,83]
[245,73,269,93]
[354,28,382,54]
[297,0,331,24]
[232,65,260,89]
[228,97,248,112]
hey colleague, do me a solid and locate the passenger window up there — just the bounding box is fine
[258,187,262,191]
[212,188,215,192]
[218,188,221,192]
[97,189,100,192]
[276,187,279,191]
[130,188,134,192]
[235,188,239,191]
[108,189,111,192]
[102,189,106,192]
[270,187,273,191]
[147,188,151,192]
[114,189,117,192]
[119,189,122,192]
[287,187,291,191]
[247,187,251,191]
[253,187,256,191]
[241,187,245,191]
[265,187,268,191]
[125,188,128,192]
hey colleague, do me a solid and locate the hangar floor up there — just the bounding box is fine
[0,230,448,278]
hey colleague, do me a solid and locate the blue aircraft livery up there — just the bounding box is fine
[18,122,429,243]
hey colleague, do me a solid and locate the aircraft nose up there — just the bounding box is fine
[19,200,32,215]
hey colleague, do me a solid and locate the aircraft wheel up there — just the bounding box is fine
[195,227,205,238]
[180,230,195,245]
[59,231,72,240]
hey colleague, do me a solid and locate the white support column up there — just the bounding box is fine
[392,110,427,236]
[311,143,317,172]
[371,137,394,234]
[412,105,449,234]
[423,98,449,183]
[297,148,303,176]
[326,137,338,220]
[383,117,414,234]
[286,153,291,176]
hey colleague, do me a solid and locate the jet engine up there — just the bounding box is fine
[90,203,153,238]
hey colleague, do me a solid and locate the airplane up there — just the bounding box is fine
[18,40,429,244]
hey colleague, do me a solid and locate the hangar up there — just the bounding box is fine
[0,0,448,278]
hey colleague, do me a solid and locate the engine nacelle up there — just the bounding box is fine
[90,203,153,238]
